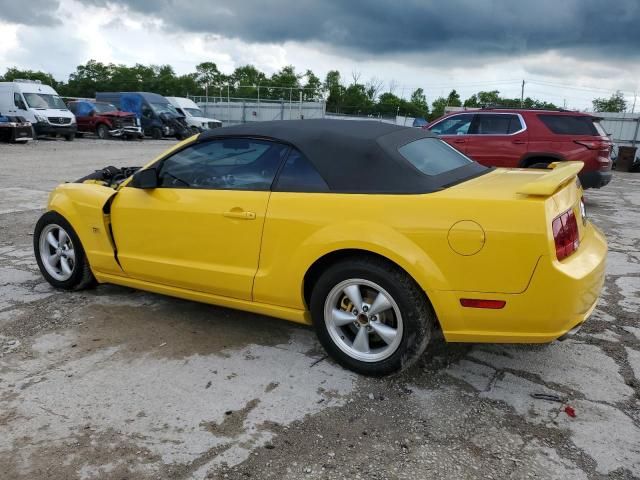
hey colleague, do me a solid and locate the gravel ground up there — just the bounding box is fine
[0,137,638,479]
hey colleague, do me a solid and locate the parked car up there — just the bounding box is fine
[166,96,222,133]
[426,108,613,189]
[0,114,32,143]
[0,80,76,140]
[32,120,606,376]
[66,100,143,139]
[95,92,191,140]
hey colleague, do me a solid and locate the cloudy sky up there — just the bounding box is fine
[1,0,639,110]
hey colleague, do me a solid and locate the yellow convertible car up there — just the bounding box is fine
[34,120,606,375]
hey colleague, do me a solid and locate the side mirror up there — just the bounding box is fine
[131,168,159,189]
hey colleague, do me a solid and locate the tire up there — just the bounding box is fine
[96,124,109,139]
[33,211,96,291]
[64,133,74,141]
[151,127,163,140]
[191,126,201,135]
[75,132,84,138]
[310,256,434,376]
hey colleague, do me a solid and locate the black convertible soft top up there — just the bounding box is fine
[198,119,486,193]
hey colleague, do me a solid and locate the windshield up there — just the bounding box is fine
[398,137,473,176]
[151,102,180,116]
[24,93,67,110]
[93,103,118,114]
[184,107,204,117]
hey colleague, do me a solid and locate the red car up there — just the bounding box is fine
[67,100,142,139]
[426,108,612,189]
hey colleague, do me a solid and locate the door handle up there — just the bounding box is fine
[512,139,526,144]
[223,210,256,220]
[453,138,466,144]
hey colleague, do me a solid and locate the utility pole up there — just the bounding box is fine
[632,92,637,114]
[520,80,525,107]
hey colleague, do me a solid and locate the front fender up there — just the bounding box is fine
[47,183,122,276]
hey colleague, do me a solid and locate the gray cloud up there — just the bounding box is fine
[0,0,61,26]
[83,0,640,60]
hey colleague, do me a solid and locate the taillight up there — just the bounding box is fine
[574,140,610,151]
[552,208,580,261]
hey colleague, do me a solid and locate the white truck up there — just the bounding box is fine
[0,80,76,140]
[165,96,222,133]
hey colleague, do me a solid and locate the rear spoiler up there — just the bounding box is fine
[516,161,583,196]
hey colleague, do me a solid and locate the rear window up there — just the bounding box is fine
[398,138,473,176]
[538,115,599,135]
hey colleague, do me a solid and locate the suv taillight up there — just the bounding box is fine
[552,208,580,261]
[574,140,610,151]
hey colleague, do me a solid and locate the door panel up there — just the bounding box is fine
[110,186,270,300]
[464,114,528,167]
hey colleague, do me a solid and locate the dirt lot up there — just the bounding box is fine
[0,138,638,479]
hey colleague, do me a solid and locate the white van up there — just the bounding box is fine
[0,80,76,140]
[165,96,222,132]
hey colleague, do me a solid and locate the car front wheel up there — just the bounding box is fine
[310,257,434,376]
[33,211,95,290]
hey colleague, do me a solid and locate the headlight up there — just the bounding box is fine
[70,117,76,124]
[35,114,46,123]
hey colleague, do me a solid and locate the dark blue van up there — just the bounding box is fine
[95,92,191,140]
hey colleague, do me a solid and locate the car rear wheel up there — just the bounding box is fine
[96,124,109,139]
[34,211,96,290]
[151,127,163,140]
[64,133,74,141]
[310,257,434,376]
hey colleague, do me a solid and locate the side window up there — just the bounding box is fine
[176,108,185,115]
[14,93,27,110]
[157,138,289,191]
[141,105,154,119]
[429,114,474,135]
[473,114,521,134]
[274,149,329,192]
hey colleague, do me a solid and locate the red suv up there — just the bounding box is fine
[426,109,612,189]
[67,100,142,139]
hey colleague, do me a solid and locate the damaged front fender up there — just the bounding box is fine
[48,183,124,277]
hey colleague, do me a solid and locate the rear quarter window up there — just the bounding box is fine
[398,138,473,176]
[538,115,598,135]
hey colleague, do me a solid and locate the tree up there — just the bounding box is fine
[268,65,301,100]
[195,62,223,94]
[324,70,343,112]
[409,88,429,118]
[592,91,627,113]
[230,65,267,98]
[342,83,373,115]
[2,67,61,89]
[302,69,323,101]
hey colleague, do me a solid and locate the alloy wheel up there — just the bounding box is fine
[324,278,403,362]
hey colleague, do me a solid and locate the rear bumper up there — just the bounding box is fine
[431,222,607,343]
[109,126,143,137]
[579,170,612,189]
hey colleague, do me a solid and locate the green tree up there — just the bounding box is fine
[342,83,373,115]
[592,91,627,113]
[268,65,301,100]
[408,88,429,118]
[230,65,267,98]
[324,70,343,112]
[195,62,223,94]
[2,67,60,89]
[302,69,323,100]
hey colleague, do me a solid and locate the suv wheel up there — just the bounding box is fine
[310,257,434,376]
[96,124,109,139]
[34,212,96,290]
[151,127,163,140]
